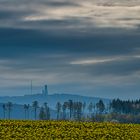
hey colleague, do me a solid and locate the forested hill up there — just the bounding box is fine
[0,93,110,109]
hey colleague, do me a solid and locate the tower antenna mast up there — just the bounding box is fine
[31,80,33,95]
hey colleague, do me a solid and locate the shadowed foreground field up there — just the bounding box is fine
[0,120,140,140]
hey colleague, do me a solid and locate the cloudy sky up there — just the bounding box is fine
[0,0,140,99]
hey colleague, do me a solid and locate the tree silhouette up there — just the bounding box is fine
[2,104,7,119]
[44,102,50,120]
[39,107,46,120]
[7,102,12,119]
[46,106,50,120]
[77,102,82,121]
[32,101,39,120]
[56,102,61,120]
[88,102,93,117]
[24,104,30,120]
[73,102,78,120]
[68,100,73,119]
[82,102,86,114]
[62,102,67,120]
[24,104,27,120]
[96,100,105,114]
[44,102,48,109]
[27,104,30,119]
[93,104,96,114]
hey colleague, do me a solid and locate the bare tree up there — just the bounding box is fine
[24,104,30,120]
[96,100,105,114]
[56,102,61,120]
[82,102,86,114]
[32,101,39,120]
[7,102,12,119]
[68,100,73,119]
[88,102,93,117]
[2,104,7,119]
[39,107,46,120]
[62,102,67,120]
[27,104,30,119]
[44,102,50,120]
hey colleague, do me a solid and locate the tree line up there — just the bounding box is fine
[2,99,140,123]
[110,99,140,115]
[2,101,49,120]
[1,99,106,120]
[55,99,106,121]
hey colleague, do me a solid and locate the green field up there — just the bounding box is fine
[0,120,140,140]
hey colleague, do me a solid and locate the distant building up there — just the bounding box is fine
[42,85,48,96]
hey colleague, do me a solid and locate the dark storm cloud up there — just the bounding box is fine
[0,10,21,19]
[0,27,140,58]
[79,57,140,76]
[0,26,140,78]
[43,1,80,7]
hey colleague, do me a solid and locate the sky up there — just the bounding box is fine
[0,0,140,99]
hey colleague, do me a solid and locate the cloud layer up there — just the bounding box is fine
[0,0,140,99]
[1,0,140,30]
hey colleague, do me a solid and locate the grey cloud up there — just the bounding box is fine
[0,0,140,98]
[43,1,80,7]
[87,57,140,76]
[1,0,140,30]
[0,51,140,99]
[0,22,140,64]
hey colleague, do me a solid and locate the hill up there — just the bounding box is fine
[0,93,110,110]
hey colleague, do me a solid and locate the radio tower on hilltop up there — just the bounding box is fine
[31,80,33,95]
[42,85,48,96]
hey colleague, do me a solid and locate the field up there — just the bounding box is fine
[0,120,140,140]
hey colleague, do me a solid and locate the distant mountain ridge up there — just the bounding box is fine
[0,85,111,120]
[0,93,111,109]
[0,85,111,109]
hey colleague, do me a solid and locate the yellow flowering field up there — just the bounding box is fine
[0,120,140,140]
